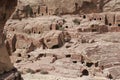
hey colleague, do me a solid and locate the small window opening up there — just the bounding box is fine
[86,62,93,67]
[94,18,96,20]
[27,55,31,58]
[109,23,112,26]
[17,53,21,57]
[66,26,68,28]
[66,54,71,58]
[83,15,86,19]
[73,61,77,63]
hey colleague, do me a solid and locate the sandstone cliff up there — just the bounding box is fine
[1,0,120,80]
[0,0,22,79]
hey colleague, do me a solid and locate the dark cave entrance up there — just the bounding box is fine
[72,61,77,63]
[109,23,112,26]
[83,15,86,19]
[108,74,113,79]
[118,24,120,27]
[17,53,22,57]
[66,26,68,28]
[66,54,71,58]
[52,45,59,49]
[82,69,89,76]
[27,55,31,58]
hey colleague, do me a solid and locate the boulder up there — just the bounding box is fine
[43,30,71,49]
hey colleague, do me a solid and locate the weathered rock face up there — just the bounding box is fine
[0,0,17,74]
[3,0,120,80]
[43,0,119,14]
[5,16,120,80]
[0,0,17,31]
[11,0,120,19]
[103,0,120,12]
[43,0,83,14]
[0,0,22,80]
[84,44,120,79]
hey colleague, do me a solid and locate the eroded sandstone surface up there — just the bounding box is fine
[11,0,120,19]
[5,13,120,80]
[1,0,120,80]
